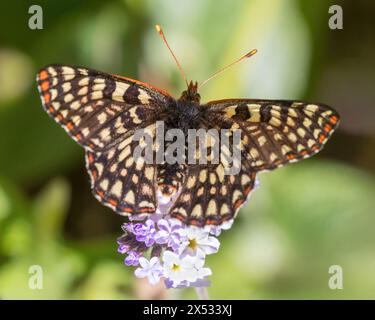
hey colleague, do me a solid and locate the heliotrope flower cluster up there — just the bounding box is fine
[117,193,233,288]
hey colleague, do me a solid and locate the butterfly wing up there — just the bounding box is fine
[85,123,158,214]
[170,163,257,226]
[37,64,171,150]
[169,99,339,226]
[37,64,173,214]
[206,99,340,170]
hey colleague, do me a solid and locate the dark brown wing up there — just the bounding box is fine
[37,64,173,214]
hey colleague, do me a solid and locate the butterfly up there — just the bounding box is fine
[36,25,340,227]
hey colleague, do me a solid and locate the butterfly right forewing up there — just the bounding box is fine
[36,64,170,151]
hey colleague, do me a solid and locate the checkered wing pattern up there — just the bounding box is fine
[170,164,257,226]
[207,99,340,170]
[36,64,170,151]
[37,64,171,214]
[85,123,158,214]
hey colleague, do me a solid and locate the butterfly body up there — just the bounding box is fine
[168,81,202,132]
[37,64,339,227]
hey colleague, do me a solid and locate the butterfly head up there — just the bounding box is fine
[179,81,201,104]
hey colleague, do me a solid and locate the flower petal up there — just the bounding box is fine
[138,257,149,269]
[134,268,148,278]
[162,250,179,265]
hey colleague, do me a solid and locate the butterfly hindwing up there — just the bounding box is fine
[169,164,256,226]
[85,121,159,214]
[167,123,257,226]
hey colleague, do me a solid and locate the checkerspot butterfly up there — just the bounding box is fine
[36,25,340,227]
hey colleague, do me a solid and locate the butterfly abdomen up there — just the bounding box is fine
[157,163,186,198]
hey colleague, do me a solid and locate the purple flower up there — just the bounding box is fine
[155,219,184,251]
[116,186,234,289]
[134,257,163,285]
[117,234,134,253]
[125,251,141,266]
[121,222,132,233]
[134,220,156,247]
[118,244,130,254]
[133,223,144,234]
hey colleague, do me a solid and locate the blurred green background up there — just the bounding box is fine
[0,0,374,299]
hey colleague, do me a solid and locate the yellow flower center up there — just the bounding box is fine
[188,238,198,250]
[172,263,180,272]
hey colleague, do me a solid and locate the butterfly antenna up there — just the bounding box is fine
[199,49,258,89]
[155,24,189,88]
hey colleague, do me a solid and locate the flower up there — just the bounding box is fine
[118,218,222,288]
[179,226,220,257]
[162,250,212,288]
[134,257,163,285]
[194,256,212,279]
[116,190,232,289]
[162,251,198,287]
[118,244,130,254]
[124,251,141,266]
[134,219,156,247]
[155,218,184,251]
[122,222,138,233]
